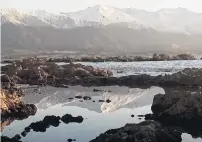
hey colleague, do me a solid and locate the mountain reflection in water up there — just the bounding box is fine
[1,85,202,142]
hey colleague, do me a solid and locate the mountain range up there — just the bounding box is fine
[1,5,202,56]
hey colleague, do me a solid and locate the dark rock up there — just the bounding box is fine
[150,88,202,126]
[75,95,82,99]
[24,127,31,132]
[61,114,84,124]
[12,134,21,141]
[1,136,22,142]
[83,96,92,100]
[67,138,76,142]
[98,100,104,103]
[90,121,182,142]
[29,115,60,132]
[1,57,113,87]
[131,114,135,118]
[93,89,103,92]
[1,75,11,83]
[1,89,37,121]
[21,131,27,137]
[106,99,111,103]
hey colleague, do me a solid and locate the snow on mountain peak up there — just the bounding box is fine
[0,8,27,25]
[64,5,137,25]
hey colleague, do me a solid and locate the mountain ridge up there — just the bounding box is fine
[1,6,202,34]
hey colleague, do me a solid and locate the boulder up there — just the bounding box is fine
[61,114,84,124]
[90,121,182,142]
[1,89,37,121]
[147,87,202,128]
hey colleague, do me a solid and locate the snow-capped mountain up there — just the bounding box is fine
[1,6,202,34]
[1,5,202,55]
[62,5,138,25]
[0,8,76,28]
[123,7,202,34]
[0,6,147,30]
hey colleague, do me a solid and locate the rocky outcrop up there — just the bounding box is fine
[90,121,182,142]
[56,68,202,87]
[146,88,202,127]
[9,114,84,140]
[1,136,22,142]
[2,58,201,87]
[1,89,37,122]
[1,57,113,86]
[172,54,196,60]
[48,53,197,62]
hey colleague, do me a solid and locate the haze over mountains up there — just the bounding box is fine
[1,5,202,56]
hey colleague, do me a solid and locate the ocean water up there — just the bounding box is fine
[75,60,202,77]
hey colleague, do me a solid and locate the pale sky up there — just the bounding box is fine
[1,0,202,13]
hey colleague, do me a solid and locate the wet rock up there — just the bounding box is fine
[67,138,76,142]
[21,131,27,137]
[90,121,182,142]
[93,89,103,92]
[43,115,61,127]
[68,68,202,87]
[1,136,22,142]
[106,99,111,103]
[24,126,31,133]
[1,89,37,121]
[2,57,113,87]
[83,96,92,100]
[75,95,82,99]
[1,74,11,83]
[29,115,61,132]
[61,114,84,124]
[12,134,21,141]
[149,88,202,127]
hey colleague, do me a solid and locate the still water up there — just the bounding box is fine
[2,86,202,142]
